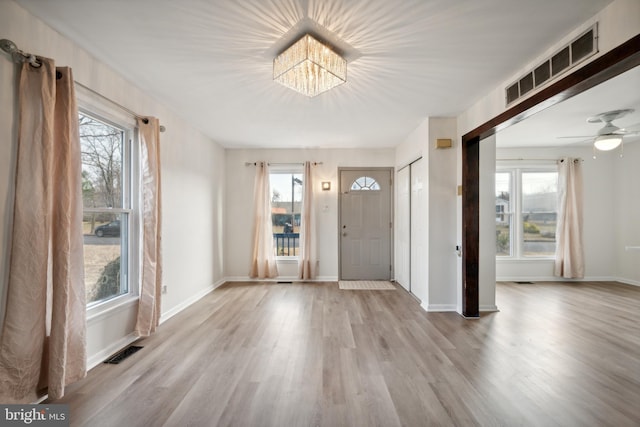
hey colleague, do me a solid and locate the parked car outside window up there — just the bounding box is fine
[94,220,120,237]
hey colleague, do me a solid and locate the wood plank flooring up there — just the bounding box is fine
[49,281,640,426]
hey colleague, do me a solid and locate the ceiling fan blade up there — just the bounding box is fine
[562,138,592,146]
[557,135,593,139]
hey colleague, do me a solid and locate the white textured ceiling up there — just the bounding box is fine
[16,0,614,149]
[497,66,640,149]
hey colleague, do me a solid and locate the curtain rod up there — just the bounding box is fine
[245,162,323,166]
[1,38,165,132]
[75,81,166,132]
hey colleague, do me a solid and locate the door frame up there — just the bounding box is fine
[460,34,640,318]
[338,167,394,280]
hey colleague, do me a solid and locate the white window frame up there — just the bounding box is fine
[495,170,514,257]
[269,164,303,261]
[77,90,141,319]
[496,165,558,260]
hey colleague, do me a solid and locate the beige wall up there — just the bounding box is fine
[0,0,226,367]
[394,117,459,311]
[224,148,395,280]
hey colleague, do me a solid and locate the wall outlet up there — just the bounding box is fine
[162,285,167,294]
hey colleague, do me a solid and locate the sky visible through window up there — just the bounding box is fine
[522,172,557,195]
[496,172,510,195]
[496,171,557,195]
[270,173,303,202]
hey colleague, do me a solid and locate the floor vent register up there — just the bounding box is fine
[104,345,144,364]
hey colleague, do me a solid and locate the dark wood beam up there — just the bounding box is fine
[460,32,640,317]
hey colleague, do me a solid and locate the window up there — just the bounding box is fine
[79,110,138,306]
[496,168,558,258]
[495,172,512,256]
[351,176,380,191]
[270,167,303,257]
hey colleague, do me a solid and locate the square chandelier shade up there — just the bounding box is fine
[273,34,347,97]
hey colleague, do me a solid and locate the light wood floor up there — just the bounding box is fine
[50,281,640,426]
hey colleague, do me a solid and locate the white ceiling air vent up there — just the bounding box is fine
[506,23,598,106]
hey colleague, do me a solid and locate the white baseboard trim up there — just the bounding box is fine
[420,302,497,314]
[424,303,457,312]
[614,277,640,287]
[223,276,338,283]
[498,276,569,282]
[159,279,225,324]
[314,276,339,282]
[87,332,138,370]
[498,276,639,286]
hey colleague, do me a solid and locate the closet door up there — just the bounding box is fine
[410,158,428,302]
[396,166,410,291]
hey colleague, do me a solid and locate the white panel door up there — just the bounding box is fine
[340,169,392,280]
[396,166,410,291]
[410,158,428,302]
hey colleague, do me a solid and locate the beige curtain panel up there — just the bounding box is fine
[134,117,163,337]
[298,161,318,280]
[555,158,585,278]
[0,59,86,403]
[250,162,278,278]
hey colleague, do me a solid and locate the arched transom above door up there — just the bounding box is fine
[350,176,381,191]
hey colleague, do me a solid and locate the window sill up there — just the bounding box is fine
[276,257,299,264]
[87,294,139,326]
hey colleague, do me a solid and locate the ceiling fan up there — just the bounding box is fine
[559,109,640,152]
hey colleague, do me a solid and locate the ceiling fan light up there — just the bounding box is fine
[593,135,623,151]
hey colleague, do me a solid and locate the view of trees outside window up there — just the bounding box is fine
[521,172,557,256]
[496,169,558,258]
[495,172,512,256]
[270,172,302,256]
[79,112,128,304]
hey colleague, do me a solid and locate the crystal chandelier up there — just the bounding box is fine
[273,34,347,97]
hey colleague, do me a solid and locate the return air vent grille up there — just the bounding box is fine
[506,24,598,106]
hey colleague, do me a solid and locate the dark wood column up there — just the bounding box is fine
[461,135,480,318]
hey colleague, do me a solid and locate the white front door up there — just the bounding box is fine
[339,169,392,280]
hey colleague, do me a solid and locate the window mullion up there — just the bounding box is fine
[515,169,523,258]
[84,208,133,214]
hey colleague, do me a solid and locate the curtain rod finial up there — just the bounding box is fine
[1,39,18,54]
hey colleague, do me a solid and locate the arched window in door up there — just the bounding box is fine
[350,176,380,191]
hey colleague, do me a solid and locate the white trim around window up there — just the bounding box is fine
[78,97,141,319]
[496,165,558,260]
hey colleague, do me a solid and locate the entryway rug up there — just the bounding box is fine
[338,281,396,290]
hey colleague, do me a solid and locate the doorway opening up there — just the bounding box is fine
[338,168,393,281]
